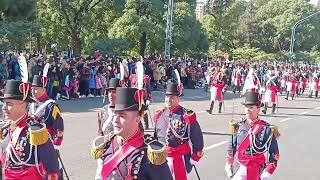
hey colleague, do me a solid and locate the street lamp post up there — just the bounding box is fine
[289,10,320,60]
[165,0,174,61]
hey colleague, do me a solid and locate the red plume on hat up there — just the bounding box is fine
[18,55,30,101]
[42,63,50,88]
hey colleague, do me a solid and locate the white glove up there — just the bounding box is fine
[146,100,151,106]
[54,145,60,150]
[277,92,280,95]
[261,171,272,180]
[224,163,233,177]
[189,158,198,166]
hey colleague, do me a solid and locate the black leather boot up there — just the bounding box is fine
[262,102,268,114]
[207,101,214,114]
[272,104,276,114]
[218,102,223,113]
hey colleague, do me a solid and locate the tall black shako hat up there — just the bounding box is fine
[241,91,262,107]
[32,63,50,88]
[114,87,146,111]
[106,78,122,91]
[165,69,183,96]
[1,55,33,102]
[0,80,34,102]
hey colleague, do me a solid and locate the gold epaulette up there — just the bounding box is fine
[91,131,115,159]
[0,120,11,143]
[28,123,49,145]
[147,140,167,165]
[270,125,281,138]
[229,119,242,135]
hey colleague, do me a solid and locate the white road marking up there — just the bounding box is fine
[197,111,207,114]
[204,141,228,151]
[280,118,292,123]
[299,111,309,115]
[315,107,320,110]
[226,105,239,108]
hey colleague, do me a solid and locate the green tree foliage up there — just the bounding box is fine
[172,2,208,56]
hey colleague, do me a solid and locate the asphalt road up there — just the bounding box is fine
[55,88,320,180]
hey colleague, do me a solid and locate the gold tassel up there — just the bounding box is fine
[29,124,49,145]
[229,120,238,135]
[270,125,281,138]
[147,141,167,165]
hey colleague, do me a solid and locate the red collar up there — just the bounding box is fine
[120,130,143,146]
[168,105,181,114]
[37,92,48,102]
[13,114,29,128]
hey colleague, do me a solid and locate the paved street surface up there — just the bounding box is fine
[54,89,320,180]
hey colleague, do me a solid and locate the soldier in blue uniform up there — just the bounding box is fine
[153,80,204,180]
[95,78,121,180]
[225,92,280,180]
[91,87,173,180]
[31,73,64,179]
[0,80,59,180]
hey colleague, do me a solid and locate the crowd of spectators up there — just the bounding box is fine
[0,50,211,100]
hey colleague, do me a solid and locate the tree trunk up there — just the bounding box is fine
[139,32,147,57]
[71,29,81,57]
[36,33,41,53]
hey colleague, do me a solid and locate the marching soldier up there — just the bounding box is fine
[225,92,280,180]
[232,64,244,94]
[262,67,280,114]
[309,71,320,98]
[298,70,308,95]
[208,64,228,114]
[0,77,60,178]
[153,78,204,180]
[31,67,65,179]
[242,67,261,95]
[91,87,173,180]
[285,71,298,100]
[95,78,121,180]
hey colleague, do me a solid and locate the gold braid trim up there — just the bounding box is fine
[91,132,115,159]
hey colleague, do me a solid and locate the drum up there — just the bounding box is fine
[28,123,49,146]
[147,140,167,165]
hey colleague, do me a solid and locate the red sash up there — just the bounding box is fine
[237,120,266,180]
[167,143,191,180]
[101,132,144,179]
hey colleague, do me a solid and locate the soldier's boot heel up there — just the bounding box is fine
[316,91,318,98]
[218,102,222,113]
[262,103,268,114]
[207,101,214,114]
[272,104,276,114]
[285,92,289,100]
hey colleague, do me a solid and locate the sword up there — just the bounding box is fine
[147,107,154,128]
[193,165,201,180]
[56,150,70,180]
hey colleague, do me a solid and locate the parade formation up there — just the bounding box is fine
[0,50,319,179]
[1,0,320,179]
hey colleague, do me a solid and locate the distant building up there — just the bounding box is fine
[196,1,206,19]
